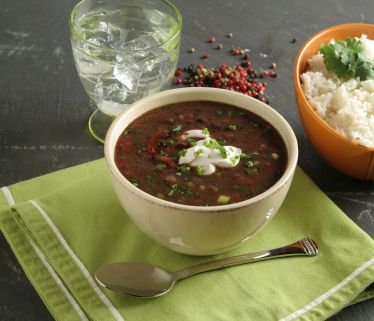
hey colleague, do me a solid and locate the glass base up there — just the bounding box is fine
[88,109,115,144]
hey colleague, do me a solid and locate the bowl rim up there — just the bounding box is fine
[104,87,298,212]
[294,22,374,152]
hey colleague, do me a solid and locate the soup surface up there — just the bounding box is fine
[115,101,287,206]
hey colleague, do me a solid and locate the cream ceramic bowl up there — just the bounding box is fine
[105,88,298,255]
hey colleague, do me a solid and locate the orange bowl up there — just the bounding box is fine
[294,23,374,180]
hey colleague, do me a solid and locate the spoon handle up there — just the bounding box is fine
[175,237,319,280]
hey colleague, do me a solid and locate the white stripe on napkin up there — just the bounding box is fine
[30,200,125,321]
[279,257,374,321]
[1,186,16,206]
[1,186,88,321]
[29,239,89,321]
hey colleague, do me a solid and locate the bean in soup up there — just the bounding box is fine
[115,101,287,206]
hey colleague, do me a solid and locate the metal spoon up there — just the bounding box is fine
[95,237,319,298]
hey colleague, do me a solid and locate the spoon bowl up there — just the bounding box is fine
[95,262,177,297]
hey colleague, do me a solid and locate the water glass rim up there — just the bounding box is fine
[69,0,182,53]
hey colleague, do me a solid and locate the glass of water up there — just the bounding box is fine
[69,0,182,143]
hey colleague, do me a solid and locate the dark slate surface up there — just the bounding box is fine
[0,0,373,320]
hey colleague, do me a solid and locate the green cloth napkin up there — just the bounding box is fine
[0,159,373,321]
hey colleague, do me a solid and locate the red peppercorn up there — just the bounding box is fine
[269,71,277,78]
[175,78,183,85]
[262,70,269,77]
[208,37,216,43]
[174,68,182,76]
[201,53,209,59]
[196,63,204,69]
[219,64,227,71]
[213,79,221,87]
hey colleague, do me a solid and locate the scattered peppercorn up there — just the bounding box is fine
[174,62,271,103]
[290,38,297,43]
[174,35,278,104]
[231,49,241,55]
[174,68,182,76]
[269,71,277,78]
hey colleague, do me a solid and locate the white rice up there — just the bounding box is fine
[301,34,374,148]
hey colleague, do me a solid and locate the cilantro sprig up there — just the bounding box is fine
[320,37,374,80]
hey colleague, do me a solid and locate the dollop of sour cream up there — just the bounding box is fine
[178,129,241,175]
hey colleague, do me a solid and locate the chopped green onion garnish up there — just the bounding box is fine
[219,146,227,158]
[230,155,240,164]
[179,149,187,157]
[194,149,203,158]
[178,165,190,173]
[202,128,210,135]
[196,166,204,175]
[227,124,237,131]
[188,138,197,146]
[154,163,166,171]
[246,161,254,168]
[217,195,230,204]
[215,110,223,116]
[203,139,228,158]
[172,125,182,133]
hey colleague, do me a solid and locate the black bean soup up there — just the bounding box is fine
[115,101,287,206]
